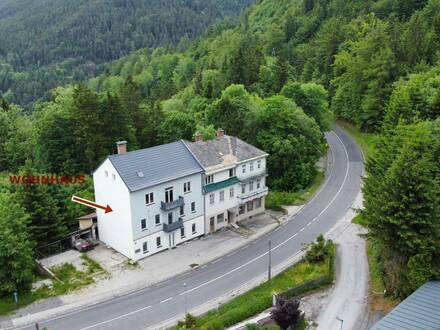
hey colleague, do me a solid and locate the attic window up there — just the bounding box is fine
[137,171,144,178]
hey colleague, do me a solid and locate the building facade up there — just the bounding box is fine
[93,130,269,260]
[93,141,205,260]
[184,129,269,234]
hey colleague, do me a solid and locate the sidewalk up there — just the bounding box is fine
[1,211,290,329]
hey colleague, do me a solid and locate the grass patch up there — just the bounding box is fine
[366,239,398,313]
[352,214,367,226]
[266,171,325,211]
[0,255,106,315]
[173,240,335,330]
[336,119,378,160]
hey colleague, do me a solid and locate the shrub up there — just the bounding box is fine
[304,235,332,264]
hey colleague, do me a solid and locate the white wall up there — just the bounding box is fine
[129,172,205,241]
[132,215,204,260]
[93,159,135,259]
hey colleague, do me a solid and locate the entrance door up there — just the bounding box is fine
[169,233,175,248]
[210,217,215,232]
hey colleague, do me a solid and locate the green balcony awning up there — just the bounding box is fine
[203,176,240,194]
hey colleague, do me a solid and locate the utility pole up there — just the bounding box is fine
[183,282,188,316]
[268,240,272,281]
[336,316,344,330]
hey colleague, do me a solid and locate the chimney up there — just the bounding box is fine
[195,132,204,143]
[116,141,127,154]
[216,128,225,138]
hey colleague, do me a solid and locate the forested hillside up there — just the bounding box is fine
[1,0,439,301]
[0,0,254,107]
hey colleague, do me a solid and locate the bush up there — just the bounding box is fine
[304,235,332,264]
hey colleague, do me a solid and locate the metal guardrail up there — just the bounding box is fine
[163,217,184,232]
[160,196,184,211]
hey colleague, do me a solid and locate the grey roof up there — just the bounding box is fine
[108,141,203,192]
[183,135,267,168]
[371,281,440,330]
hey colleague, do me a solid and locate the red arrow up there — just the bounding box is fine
[71,195,113,213]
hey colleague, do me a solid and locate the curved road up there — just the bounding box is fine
[18,127,363,330]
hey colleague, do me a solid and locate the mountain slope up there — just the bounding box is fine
[0,0,254,107]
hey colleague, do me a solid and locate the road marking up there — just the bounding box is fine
[212,257,223,264]
[79,305,151,330]
[160,297,173,303]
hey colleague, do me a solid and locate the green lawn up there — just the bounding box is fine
[173,242,335,330]
[336,119,378,160]
[0,254,106,315]
[266,171,325,212]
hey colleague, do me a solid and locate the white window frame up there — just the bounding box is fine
[257,160,262,169]
[145,192,154,205]
[241,184,246,194]
[257,178,261,189]
[205,175,214,184]
[230,187,234,198]
[249,181,254,191]
[141,218,147,231]
[184,181,191,193]
[219,190,224,202]
[250,162,254,172]
[209,193,215,205]
[155,214,161,226]
[192,223,196,234]
[142,242,148,253]
[191,201,196,213]
[156,236,162,248]
[242,164,246,174]
[181,227,185,238]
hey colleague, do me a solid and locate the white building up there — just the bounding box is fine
[184,129,269,234]
[93,140,205,260]
[93,130,269,260]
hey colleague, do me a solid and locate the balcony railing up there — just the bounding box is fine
[163,218,184,233]
[161,196,184,211]
[238,169,268,182]
[238,187,269,203]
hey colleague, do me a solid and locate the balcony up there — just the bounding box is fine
[161,196,184,211]
[238,169,268,183]
[163,218,184,233]
[238,187,269,204]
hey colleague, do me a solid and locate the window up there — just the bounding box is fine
[219,190,224,202]
[104,170,108,177]
[156,237,162,248]
[242,164,246,174]
[249,181,254,191]
[241,184,246,194]
[257,178,261,189]
[168,212,173,224]
[192,224,196,234]
[155,214,160,226]
[247,201,253,212]
[210,193,215,205]
[191,202,196,213]
[230,187,234,198]
[145,192,154,205]
[250,162,254,172]
[180,205,184,216]
[257,160,262,169]
[143,242,148,253]
[205,175,214,184]
[141,219,147,231]
[255,198,262,208]
[184,181,191,193]
[239,205,245,215]
[181,227,185,238]
[112,173,116,181]
[217,213,224,224]
[229,168,235,177]
[165,187,174,203]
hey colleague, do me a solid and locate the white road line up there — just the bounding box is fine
[79,305,152,330]
[160,297,173,304]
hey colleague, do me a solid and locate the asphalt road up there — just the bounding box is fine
[17,127,363,330]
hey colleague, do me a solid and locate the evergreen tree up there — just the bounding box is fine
[15,161,68,246]
[0,191,34,295]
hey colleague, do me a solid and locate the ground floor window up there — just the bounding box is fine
[247,201,254,212]
[239,205,245,215]
[192,223,196,234]
[143,242,148,253]
[181,227,185,238]
[255,197,262,208]
[217,213,224,224]
[156,236,162,248]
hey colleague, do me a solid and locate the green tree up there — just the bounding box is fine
[159,111,196,143]
[254,95,324,191]
[208,84,254,137]
[15,161,68,246]
[119,76,142,146]
[0,191,34,296]
[281,81,332,131]
[363,120,440,296]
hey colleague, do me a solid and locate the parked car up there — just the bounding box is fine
[74,238,98,252]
